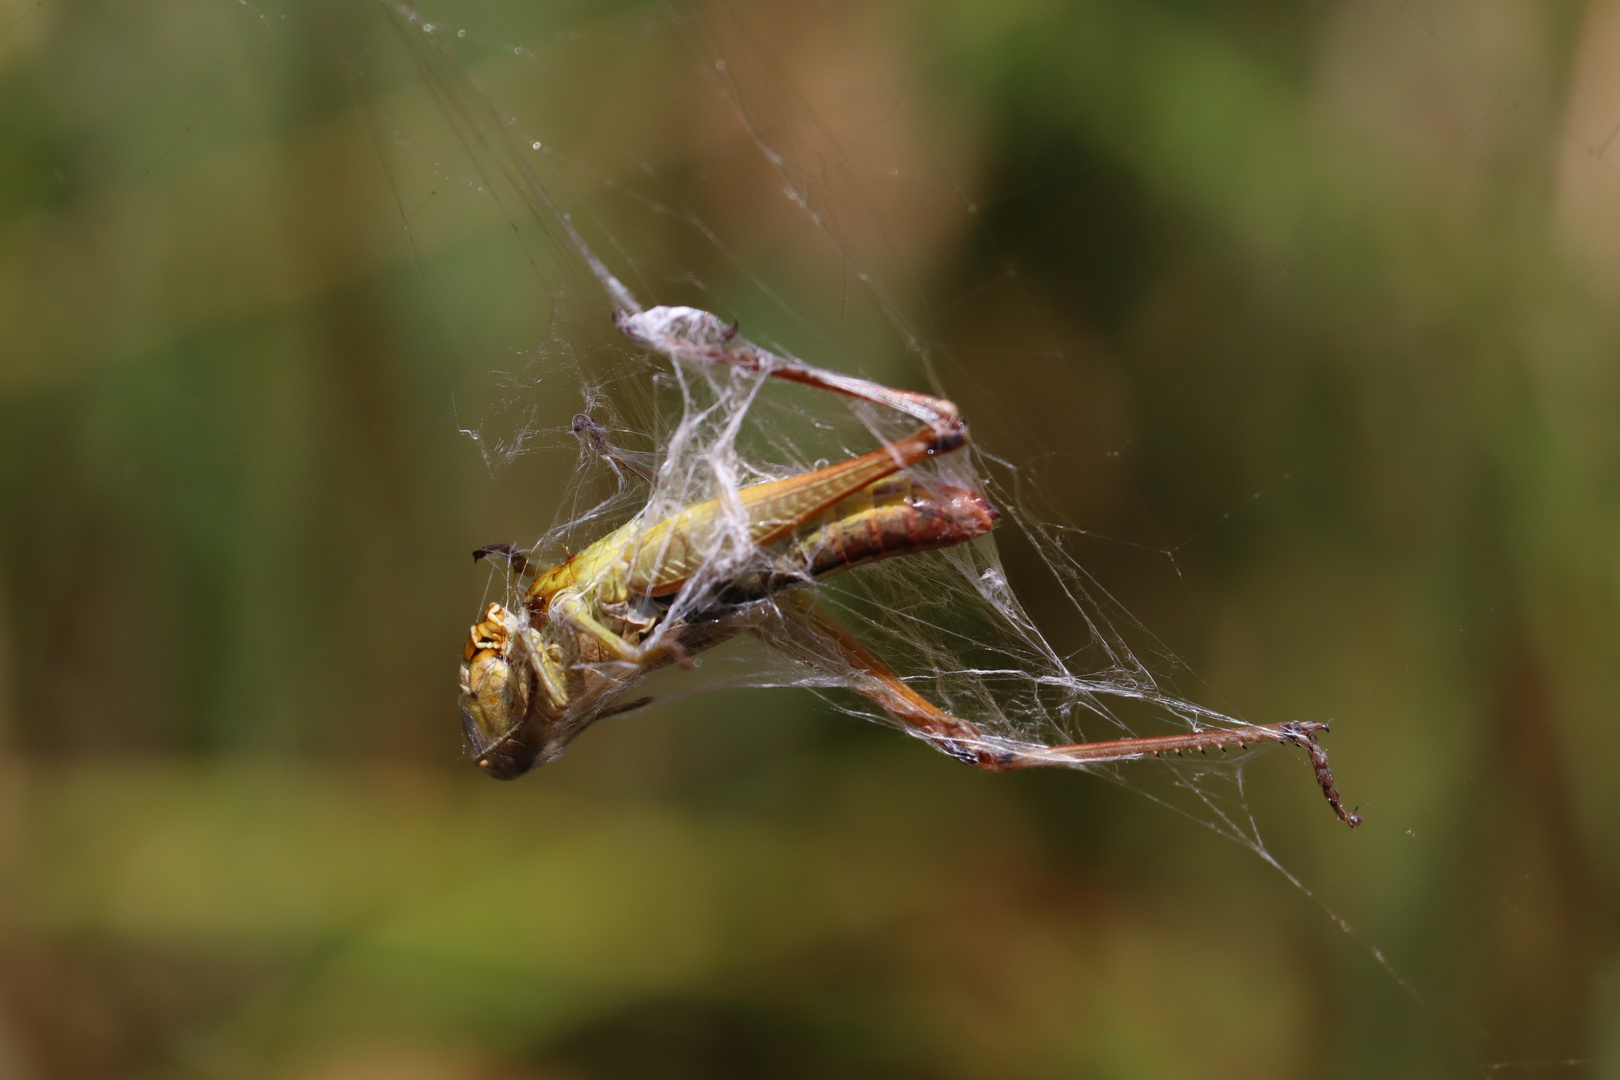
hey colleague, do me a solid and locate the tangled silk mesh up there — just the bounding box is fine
[360,0,1344,844]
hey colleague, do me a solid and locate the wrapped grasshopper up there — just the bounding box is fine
[460,307,1359,826]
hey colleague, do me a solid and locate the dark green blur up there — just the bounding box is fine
[1,1,1616,1077]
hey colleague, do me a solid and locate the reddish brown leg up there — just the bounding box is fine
[762,594,1361,828]
[616,306,964,436]
[992,723,1360,827]
[751,592,981,745]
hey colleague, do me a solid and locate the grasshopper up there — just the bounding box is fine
[460,307,1360,826]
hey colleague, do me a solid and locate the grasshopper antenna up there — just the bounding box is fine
[473,544,530,575]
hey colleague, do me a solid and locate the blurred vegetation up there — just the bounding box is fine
[2,0,1619,1077]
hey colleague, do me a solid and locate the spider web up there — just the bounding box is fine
[323,0,1356,851]
[6,0,1609,1075]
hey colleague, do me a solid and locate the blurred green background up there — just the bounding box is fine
[2,0,1619,1076]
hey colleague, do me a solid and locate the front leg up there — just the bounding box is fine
[531,634,570,710]
[554,593,693,670]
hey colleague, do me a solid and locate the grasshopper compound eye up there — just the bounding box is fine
[459,650,516,742]
[459,605,541,775]
[459,653,544,780]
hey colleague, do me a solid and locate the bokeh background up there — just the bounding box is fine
[2,0,1619,1077]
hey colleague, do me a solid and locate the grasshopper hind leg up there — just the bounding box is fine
[755,593,1360,827]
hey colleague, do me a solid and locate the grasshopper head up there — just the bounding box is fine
[459,603,548,779]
